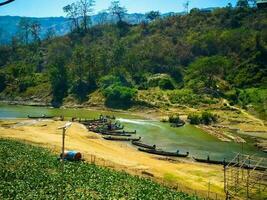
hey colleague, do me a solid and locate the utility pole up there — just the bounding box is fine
[58,122,72,200]
[58,122,72,171]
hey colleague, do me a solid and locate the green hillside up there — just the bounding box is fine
[0,6,266,118]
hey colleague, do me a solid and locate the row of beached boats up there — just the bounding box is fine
[80,115,191,158]
[84,117,266,170]
[79,116,141,142]
[28,114,266,170]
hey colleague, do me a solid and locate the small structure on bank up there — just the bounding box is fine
[224,154,267,199]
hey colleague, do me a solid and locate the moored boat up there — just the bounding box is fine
[170,122,185,127]
[28,114,54,119]
[138,148,189,157]
[103,136,141,142]
[132,141,156,150]
[193,157,226,165]
[101,132,132,137]
[107,130,136,134]
[193,157,267,171]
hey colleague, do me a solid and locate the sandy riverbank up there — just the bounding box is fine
[0,119,226,198]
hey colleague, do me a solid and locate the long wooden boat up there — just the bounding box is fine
[193,157,226,165]
[138,148,189,157]
[170,122,185,127]
[103,136,141,142]
[110,125,124,131]
[193,157,267,171]
[132,141,156,150]
[101,132,132,137]
[107,130,136,134]
[28,115,54,119]
[81,120,106,125]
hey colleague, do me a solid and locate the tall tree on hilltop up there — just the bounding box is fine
[30,21,41,44]
[145,11,161,21]
[18,18,31,44]
[63,3,80,31]
[108,0,127,23]
[236,0,249,8]
[78,0,95,31]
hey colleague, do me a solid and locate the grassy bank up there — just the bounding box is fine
[0,139,198,200]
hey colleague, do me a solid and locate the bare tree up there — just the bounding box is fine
[108,1,127,23]
[30,21,41,43]
[63,3,80,31]
[18,18,31,44]
[45,27,56,40]
[78,0,95,31]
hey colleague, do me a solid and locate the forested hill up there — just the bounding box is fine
[0,7,266,118]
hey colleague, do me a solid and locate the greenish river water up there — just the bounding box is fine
[0,104,265,160]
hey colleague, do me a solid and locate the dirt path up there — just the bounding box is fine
[222,99,265,126]
[0,119,225,198]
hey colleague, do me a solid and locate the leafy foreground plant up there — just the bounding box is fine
[0,139,199,200]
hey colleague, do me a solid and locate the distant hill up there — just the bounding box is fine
[0,7,219,44]
[0,13,147,44]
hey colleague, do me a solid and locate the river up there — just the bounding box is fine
[0,103,265,160]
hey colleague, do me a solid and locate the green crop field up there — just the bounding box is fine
[0,139,198,200]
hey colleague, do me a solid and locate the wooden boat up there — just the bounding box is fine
[170,122,185,127]
[80,120,106,125]
[101,132,132,137]
[138,148,189,157]
[132,141,156,150]
[193,157,267,171]
[193,157,226,165]
[111,125,124,131]
[28,115,54,119]
[107,130,136,134]
[103,136,141,142]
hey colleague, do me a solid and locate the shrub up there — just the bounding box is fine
[188,114,201,125]
[159,78,175,90]
[188,112,217,125]
[0,72,6,92]
[147,74,175,89]
[201,111,217,125]
[168,89,199,105]
[169,115,182,124]
[103,85,137,108]
[99,75,121,89]
[224,89,238,104]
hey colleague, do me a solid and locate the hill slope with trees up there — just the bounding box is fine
[0,1,266,119]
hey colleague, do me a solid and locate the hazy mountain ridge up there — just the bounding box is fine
[0,7,220,44]
[0,13,148,44]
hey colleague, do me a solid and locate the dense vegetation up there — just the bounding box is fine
[0,1,266,118]
[0,139,197,199]
[188,112,218,125]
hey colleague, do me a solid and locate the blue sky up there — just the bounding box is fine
[0,0,238,17]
